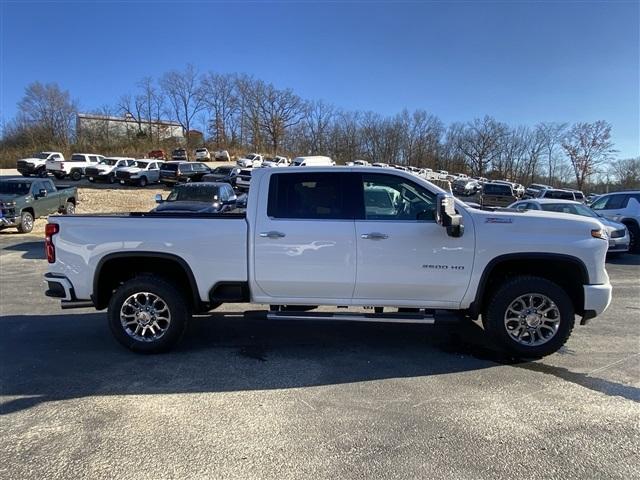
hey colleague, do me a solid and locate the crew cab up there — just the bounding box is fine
[236,153,263,168]
[0,178,76,233]
[86,157,136,183]
[115,159,163,187]
[480,182,518,207]
[47,153,105,181]
[17,152,64,178]
[44,167,612,358]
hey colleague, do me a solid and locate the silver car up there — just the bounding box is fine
[509,199,630,254]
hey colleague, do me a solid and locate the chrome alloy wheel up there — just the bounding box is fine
[22,214,34,231]
[504,293,561,346]
[120,292,171,342]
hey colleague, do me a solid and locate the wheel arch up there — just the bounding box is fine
[93,252,203,311]
[469,253,589,318]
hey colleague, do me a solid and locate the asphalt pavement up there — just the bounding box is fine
[0,234,638,480]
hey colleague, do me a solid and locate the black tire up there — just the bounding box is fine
[482,276,574,358]
[70,170,82,181]
[20,172,30,177]
[625,222,640,253]
[108,174,115,184]
[37,167,48,178]
[64,201,75,215]
[107,275,190,353]
[138,176,148,187]
[53,172,66,180]
[17,211,34,234]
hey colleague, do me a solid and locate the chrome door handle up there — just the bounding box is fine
[259,231,286,239]
[361,232,389,240]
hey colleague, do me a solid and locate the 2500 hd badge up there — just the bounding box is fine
[422,264,465,270]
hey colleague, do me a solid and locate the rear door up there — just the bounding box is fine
[253,171,358,302]
[353,172,475,306]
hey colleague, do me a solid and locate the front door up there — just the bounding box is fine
[253,171,357,302]
[353,172,475,307]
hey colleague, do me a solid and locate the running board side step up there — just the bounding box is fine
[263,310,461,325]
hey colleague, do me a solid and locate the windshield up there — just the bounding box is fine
[246,154,257,160]
[0,182,31,195]
[134,161,149,169]
[99,159,118,166]
[166,185,219,202]
[213,167,233,175]
[33,152,50,159]
[541,203,599,218]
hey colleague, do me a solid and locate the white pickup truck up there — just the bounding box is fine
[17,152,64,178]
[46,153,105,181]
[43,167,612,357]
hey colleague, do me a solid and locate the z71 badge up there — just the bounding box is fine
[485,217,513,224]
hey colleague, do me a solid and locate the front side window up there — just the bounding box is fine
[361,173,436,221]
[268,172,350,220]
[43,180,56,193]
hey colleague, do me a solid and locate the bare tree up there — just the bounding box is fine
[537,122,568,184]
[562,121,616,190]
[160,65,206,152]
[302,100,335,154]
[611,157,640,190]
[117,93,145,137]
[201,72,238,148]
[452,116,507,176]
[17,82,78,146]
[259,84,304,154]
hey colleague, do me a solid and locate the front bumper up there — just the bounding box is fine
[17,164,40,174]
[581,283,613,324]
[608,233,630,253]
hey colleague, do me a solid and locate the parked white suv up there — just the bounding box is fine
[590,191,640,252]
[85,157,136,183]
[195,148,211,161]
[46,153,104,181]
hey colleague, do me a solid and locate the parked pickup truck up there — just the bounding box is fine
[46,153,104,181]
[1,178,76,233]
[44,167,612,358]
[17,152,64,178]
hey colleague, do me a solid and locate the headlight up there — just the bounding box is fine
[610,228,627,239]
[591,229,608,240]
[1,201,16,207]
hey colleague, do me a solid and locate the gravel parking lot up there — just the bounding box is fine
[1,233,639,479]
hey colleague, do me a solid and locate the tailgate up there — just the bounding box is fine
[46,160,64,171]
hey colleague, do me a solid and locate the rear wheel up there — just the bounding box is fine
[17,211,34,234]
[64,201,75,215]
[53,172,66,180]
[482,276,574,358]
[70,170,82,181]
[107,276,189,353]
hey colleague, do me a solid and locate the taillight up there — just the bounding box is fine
[45,223,59,263]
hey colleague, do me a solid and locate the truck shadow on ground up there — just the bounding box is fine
[2,312,638,415]
[1,240,45,259]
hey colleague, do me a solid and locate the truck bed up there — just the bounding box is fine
[48,213,249,303]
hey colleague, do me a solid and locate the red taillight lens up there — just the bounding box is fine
[45,223,59,263]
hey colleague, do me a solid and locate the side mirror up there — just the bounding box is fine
[227,194,237,204]
[37,189,47,198]
[436,193,464,238]
[155,194,163,204]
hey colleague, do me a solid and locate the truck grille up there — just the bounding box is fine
[85,167,100,176]
[115,171,130,179]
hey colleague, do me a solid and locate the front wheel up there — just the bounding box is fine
[17,211,34,234]
[482,276,574,358]
[138,176,148,187]
[625,222,639,253]
[37,167,48,178]
[108,174,115,184]
[107,276,190,353]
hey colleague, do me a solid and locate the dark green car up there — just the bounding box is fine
[0,179,77,234]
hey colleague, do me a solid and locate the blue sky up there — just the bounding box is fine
[1,1,638,157]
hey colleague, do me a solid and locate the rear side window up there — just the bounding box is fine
[70,155,85,162]
[483,184,512,195]
[605,194,629,209]
[268,172,351,220]
[180,164,193,173]
[161,163,178,172]
[544,190,574,200]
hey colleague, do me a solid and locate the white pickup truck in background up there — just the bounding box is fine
[16,152,64,178]
[46,153,105,181]
[43,167,612,358]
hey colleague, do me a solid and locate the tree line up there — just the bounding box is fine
[1,65,638,191]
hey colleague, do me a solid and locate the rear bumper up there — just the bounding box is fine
[44,273,94,309]
[581,283,612,324]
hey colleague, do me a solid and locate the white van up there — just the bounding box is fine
[290,156,335,167]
